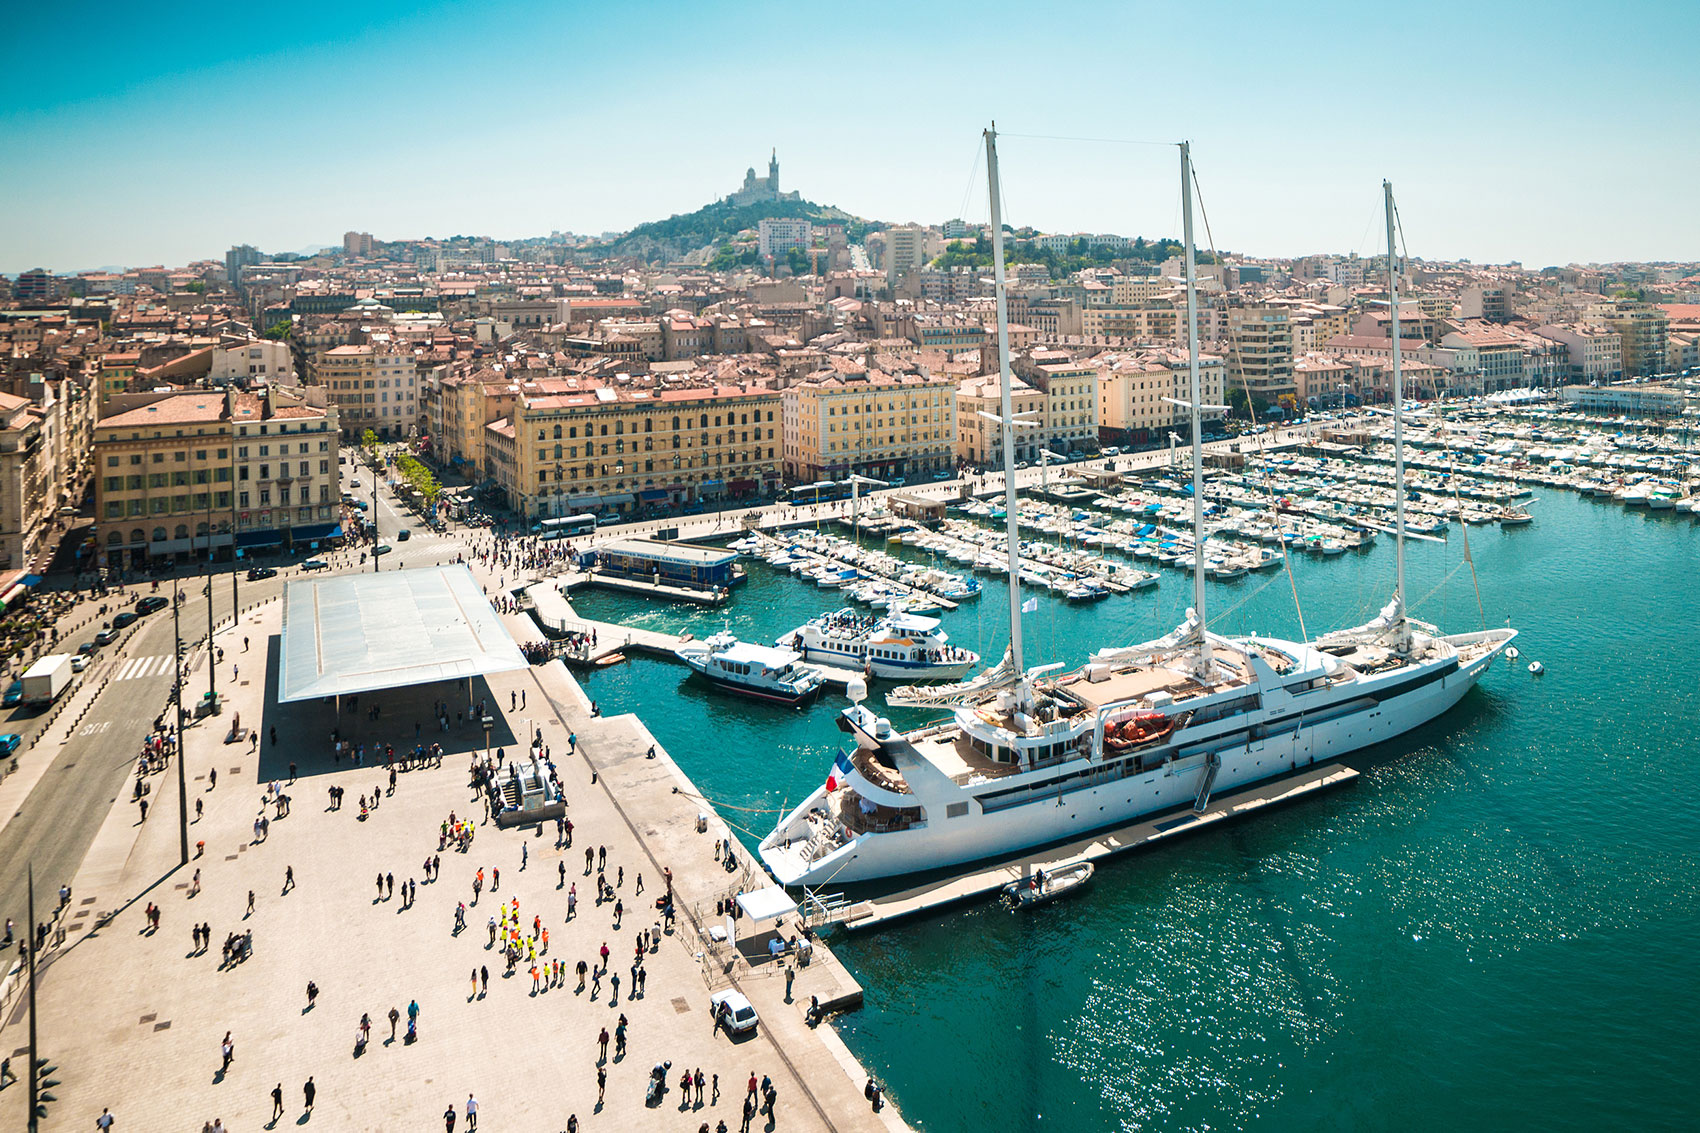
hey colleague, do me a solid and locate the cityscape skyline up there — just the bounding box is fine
[3,0,1698,273]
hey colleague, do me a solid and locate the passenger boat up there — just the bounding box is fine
[675,631,824,706]
[1002,861,1094,909]
[778,609,979,681]
[758,143,1515,888]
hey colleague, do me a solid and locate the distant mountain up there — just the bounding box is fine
[587,197,874,264]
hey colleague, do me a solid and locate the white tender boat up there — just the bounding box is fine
[675,632,824,706]
[1002,861,1094,909]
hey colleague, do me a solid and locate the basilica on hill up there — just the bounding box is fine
[727,150,801,207]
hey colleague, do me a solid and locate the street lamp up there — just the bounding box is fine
[172,578,188,867]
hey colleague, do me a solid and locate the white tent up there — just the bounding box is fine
[735,887,799,924]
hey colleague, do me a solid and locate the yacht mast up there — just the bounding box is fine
[1384,179,1409,646]
[985,125,1027,688]
[1181,141,1209,672]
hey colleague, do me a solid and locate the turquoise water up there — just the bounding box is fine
[576,493,1700,1131]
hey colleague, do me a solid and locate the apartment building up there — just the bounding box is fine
[1586,300,1669,377]
[954,374,1044,468]
[782,370,956,483]
[884,225,928,286]
[757,218,812,258]
[1533,324,1623,382]
[502,383,782,519]
[210,339,295,385]
[1017,357,1099,454]
[94,387,340,567]
[1081,303,1180,343]
[1094,348,1227,445]
[1225,304,1296,404]
[313,343,418,438]
[0,392,50,573]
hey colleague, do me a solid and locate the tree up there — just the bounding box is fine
[185,280,206,294]
[361,429,379,452]
[264,320,292,340]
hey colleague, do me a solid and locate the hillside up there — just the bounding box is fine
[588,197,873,264]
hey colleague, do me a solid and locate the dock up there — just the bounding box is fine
[523,576,868,689]
[818,763,1358,933]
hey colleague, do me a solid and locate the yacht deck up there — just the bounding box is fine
[1062,646,1255,713]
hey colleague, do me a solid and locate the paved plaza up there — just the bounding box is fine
[0,580,906,1131]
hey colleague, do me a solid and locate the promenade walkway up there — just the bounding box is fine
[0,587,905,1133]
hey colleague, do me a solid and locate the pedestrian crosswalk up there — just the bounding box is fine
[111,654,173,681]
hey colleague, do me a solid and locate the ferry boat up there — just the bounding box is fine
[757,140,1515,888]
[778,609,979,681]
[675,631,824,706]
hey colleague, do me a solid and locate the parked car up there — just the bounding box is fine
[709,990,759,1035]
[301,558,330,571]
[4,680,23,707]
[71,655,90,673]
[0,733,20,756]
[246,566,278,581]
[94,628,120,646]
[351,500,368,511]
[112,611,138,629]
[136,595,169,615]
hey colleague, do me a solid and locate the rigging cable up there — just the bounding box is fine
[1190,160,1308,642]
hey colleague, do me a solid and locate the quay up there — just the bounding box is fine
[524,576,870,690]
[812,764,1357,933]
[0,571,909,1133]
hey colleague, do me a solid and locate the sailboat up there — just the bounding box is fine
[758,138,1517,888]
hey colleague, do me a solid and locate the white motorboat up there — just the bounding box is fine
[675,631,825,706]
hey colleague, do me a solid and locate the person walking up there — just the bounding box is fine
[272,1083,285,1120]
[481,965,489,996]
[303,1076,315,1114]
[465,1093,479,1130]
[596,1066,607,1105]
[598,1026,609,1061]
[444,1104,456,1133]
[219,1032,234,1073]
[388,1005,400,1041]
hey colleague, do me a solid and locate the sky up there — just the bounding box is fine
[3,0,1697,274]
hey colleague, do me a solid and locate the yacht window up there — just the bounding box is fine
[946,802,969,818]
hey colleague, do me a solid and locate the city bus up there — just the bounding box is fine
[785,481,852,506]
[536,514,598,540]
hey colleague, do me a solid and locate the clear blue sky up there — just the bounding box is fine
[3,0,1695,273]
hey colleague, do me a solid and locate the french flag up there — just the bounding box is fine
[826,748,852,792]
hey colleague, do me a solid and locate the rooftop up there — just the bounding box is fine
[278,565,528,703]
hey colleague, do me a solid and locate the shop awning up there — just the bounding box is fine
[699,480,725,494]
[236,530,284,549]
[729,479,757,491]
[567,494,603,509]
[602,493,635,506]
[293,522,343,541]
[639,489,668,502]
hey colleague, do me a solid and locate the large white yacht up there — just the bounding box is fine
[759,142,1515,888]
[778,609,980,681]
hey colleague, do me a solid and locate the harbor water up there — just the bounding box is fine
[574,490,1699,1131]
